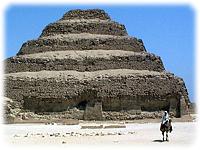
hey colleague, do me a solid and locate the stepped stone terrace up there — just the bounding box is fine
[4,9,190,122]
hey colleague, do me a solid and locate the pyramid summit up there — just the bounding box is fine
[17,9,144,55]
[61,9,111,20]
[4,9,190,123]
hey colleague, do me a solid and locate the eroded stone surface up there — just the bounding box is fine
[40,20,127,37]
[5,50,164,73]
[61,9,111,20]
[4,69,189,118]
[18,34,145,55]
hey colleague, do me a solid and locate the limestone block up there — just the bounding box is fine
[83,102,103,120]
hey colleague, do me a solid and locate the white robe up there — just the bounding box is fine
[161,112,169,124]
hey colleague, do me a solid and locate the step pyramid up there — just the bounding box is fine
[4,9,190,121]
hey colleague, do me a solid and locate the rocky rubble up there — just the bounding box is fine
[102,111,167,120]
[5,108,174,122]
[4,97,22,123]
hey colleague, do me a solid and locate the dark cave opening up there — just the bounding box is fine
[76,101,87,110]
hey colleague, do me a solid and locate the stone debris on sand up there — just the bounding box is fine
[4,122,196,144]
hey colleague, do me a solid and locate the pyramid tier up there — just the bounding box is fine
[40,20,127,37]
[61,9,111,20]
[18,34,145,55]
[4,69,189,116]
[5,50,164,73]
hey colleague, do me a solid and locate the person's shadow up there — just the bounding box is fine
[152,139,164,143]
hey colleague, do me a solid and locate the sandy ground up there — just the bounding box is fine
[3,121,197,145]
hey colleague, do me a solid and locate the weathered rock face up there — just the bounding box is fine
[17,34,145,55]
[5,50,164,73]
[4,9,190,122]
[40,21,127,36]
[61,9,110,20]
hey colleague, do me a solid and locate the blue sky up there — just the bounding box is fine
[5,5,195,102]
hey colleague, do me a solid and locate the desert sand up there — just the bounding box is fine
[3,118,197,145]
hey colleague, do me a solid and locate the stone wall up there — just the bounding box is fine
[62,9,111,20]
[4,69,188,117]
[188,103,196,114]
[84,102,103,120]
[40,21,127,37]
[18,35,145,55]
[5,51,164,73]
